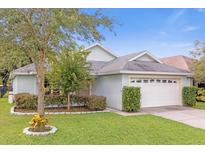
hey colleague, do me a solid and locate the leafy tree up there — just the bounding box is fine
[0,37,31,89]
[191,40,205,83]
[0,9,114,116]
[48,48,92,109]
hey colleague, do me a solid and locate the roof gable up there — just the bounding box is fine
[85,43,118,62]
[97,51,190,75]
[128,51,162,63]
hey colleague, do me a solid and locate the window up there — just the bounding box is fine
[162,80,167,83]
[130,80,135,83]
[136,79,142,83]
[156,79,161,83]
[168,80,172,83]
[150,79,155,83]
[143,79,149,83]
[173,80,177,83]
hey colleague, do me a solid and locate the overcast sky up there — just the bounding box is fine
[82,8,205,58]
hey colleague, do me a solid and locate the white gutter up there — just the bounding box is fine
[14,72,36,75]
[97,70,193,76]
[10,72,37,79]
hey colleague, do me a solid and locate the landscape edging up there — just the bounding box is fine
[23,125,57,136]
[10,106,110,115]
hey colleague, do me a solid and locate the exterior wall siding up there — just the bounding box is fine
[92,74,123,110]
[12,77,18,94]
[13,75,37,95]
[87,46,116,61]
[182,77,193,87]
[137,54,157,62]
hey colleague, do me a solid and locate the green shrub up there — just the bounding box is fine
[122,86,141,112]
[196,88,205,102]
[70,94,89,106]
[14,93,67,109]
[70,94,106,110]
[182,86,198,106]
[14,93,37,109]
[45,94,67,107]
[86,95,106,111]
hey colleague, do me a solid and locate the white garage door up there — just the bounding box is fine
[129,77,181,108]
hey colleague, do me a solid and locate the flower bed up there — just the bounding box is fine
[11,106,109,115]
[23,125,57,136]
[15,106,90,113]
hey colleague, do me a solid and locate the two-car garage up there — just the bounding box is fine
[129,76,182,108]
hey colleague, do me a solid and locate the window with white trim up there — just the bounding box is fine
[150,79,155,83]
[168,80,172,83]
[162,80,167,83]
[156,79,161,83]
[136,79,142,83]
[143,79,149,83]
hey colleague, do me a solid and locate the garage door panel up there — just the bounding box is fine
[129,78,181,107]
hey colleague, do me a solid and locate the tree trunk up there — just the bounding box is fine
[67,93,71,110]
[36,50,45,116]
[1,69,9,88]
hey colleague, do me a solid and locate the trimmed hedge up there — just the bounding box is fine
[14,93,106,111]
[183,86,198,106]
[70,94,89,106]
[122,86,141,112]
[14,93,67,109]
[14,93,37,109]
[71,94,106,111]
[86,95,106,111]
[45,94,67,107]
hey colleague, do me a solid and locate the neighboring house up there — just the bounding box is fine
[160,55,196,72]
[11,44,193,110]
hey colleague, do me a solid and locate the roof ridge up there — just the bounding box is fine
[85,43,119,58]
[161,55,195,60]
[14,63,34,71]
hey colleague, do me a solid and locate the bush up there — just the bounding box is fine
[45,94,67,107]
[29,114,48,132]
[14,93,106,110]
[122,86,141,112]
[196,88,205,102]
[70,94,106,110]
[70,94,89,106]
[183,86,198,106]
[14,93,67,109]
[14,93,37,109]
[86,95,106,111]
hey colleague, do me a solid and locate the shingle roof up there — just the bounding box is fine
[13,52,191,76]
[160,55,196,72]
[13,61,109,76]
[97,51,189,74]
[13,63,36,74]
[123,61,189,73]
[97,51,145,73]
[89,61,108,75]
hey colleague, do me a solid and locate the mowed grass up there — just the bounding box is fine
[194,102,205,110]
[2,97,205,144]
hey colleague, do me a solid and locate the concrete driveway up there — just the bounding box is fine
[141,106,205,129]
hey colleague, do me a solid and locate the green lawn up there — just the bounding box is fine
[2,98,205,144]
[194,102,205,110]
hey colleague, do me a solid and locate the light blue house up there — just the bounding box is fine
[11,44,193,110]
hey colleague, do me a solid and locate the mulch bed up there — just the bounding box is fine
[14,106,91,113]
[28,127,52,132]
